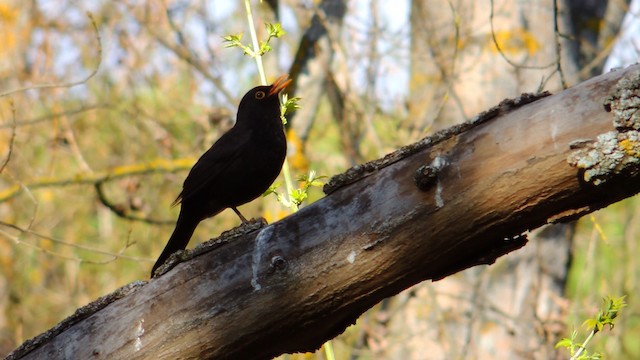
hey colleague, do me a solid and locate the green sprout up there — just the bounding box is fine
[264,170,326,210]
[280,93,301,125]
[556,295,627,360]
[222,23,286,58]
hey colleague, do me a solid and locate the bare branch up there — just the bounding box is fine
[0,158,194,203]
[0,12,102,98]
[94,181,174,225]
[0,99,17,174]
[0,221,148,263]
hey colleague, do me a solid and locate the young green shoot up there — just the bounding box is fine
[264,170,326,210]
[222,23,286,58]
[280,93,301,125]
[226,3,330,358]
[555,295,627,360]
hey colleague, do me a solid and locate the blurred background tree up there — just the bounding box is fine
[0,0,638,358]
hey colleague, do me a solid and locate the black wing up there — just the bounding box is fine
[174,127,251,205]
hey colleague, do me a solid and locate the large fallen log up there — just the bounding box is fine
[7,65,640,360]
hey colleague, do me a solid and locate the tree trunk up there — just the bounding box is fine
[398,1,618,358]
[7,65,640,360]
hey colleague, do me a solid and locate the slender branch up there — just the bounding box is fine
[136,2,236,105]
[0,158,195,202]
[553,0,568,89]
[0,99,17,174]
[488,0,556,70]
[0,12,102,98]
[244,0,267,85]
[570,329,596,360]
[0,103,107,129]
[0,221,149,263]
[94,181,174,225]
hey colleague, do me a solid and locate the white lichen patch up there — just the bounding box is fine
[569,69,640,184]
[568,131,640,184]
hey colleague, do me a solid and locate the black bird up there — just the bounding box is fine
[151,75,291,276]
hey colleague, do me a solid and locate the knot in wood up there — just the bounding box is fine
[414,164,439,191]
[270,255,288,272]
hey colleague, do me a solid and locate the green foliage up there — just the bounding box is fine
[582,296,626,332]
[224,6,325,220]
[222,23,286,57]
[556,296,627,360]
[280,93,301,125]
[264,170,326,209]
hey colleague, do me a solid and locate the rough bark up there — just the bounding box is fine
[7,65,640,360]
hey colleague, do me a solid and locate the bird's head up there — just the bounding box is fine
[236,75,292,125]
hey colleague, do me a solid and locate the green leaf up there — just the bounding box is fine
[279,95,301,125]
[266,22,286,38]
[582,317,597,331]
[259,41,272,55]
[297,170,326,191]
[263,182,281,197]
[281,95,301,116]
[555,338,573,349]
[222,33,243,47]
[290,188,308,206]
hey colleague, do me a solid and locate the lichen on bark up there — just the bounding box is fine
[568,69,640,184]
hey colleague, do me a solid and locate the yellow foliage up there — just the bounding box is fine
[262,208,289,223]
[39,189,55,202]
[490,28,541,55]
[0,3,17,22]
[0,3,18,56]
[39,238,54,251]
[287,128,309,173]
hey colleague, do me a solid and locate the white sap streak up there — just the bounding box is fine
[432,156,447,208]
[435,180,444,208]
[251,226,274,291]
[134,319,144,351]
[346,250,356,264]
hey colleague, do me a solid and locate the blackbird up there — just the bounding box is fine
[151,75,291,276]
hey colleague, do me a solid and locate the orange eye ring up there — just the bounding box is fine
[255,91,266,99]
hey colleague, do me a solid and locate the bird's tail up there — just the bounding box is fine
[151,210,200,277]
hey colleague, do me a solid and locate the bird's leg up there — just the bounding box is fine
[231,207,249,223]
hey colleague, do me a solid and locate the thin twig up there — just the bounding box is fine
[416,0,463,135]
[0,221,149,263]
[60,110,94,173]
[489,0,556,71]
[553,0,568,89]
[94,181,174,225]
[244,0,267,85]
[140,1,236,105]
[0,103,107,129]
[0,12,102,98]
[0,100,17,174]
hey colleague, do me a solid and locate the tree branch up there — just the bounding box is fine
[0,158,194,203]
[7,65,640,360]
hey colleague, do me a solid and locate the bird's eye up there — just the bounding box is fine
[255,91,266,99]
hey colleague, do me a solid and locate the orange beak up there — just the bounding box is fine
[269,74,292,96]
